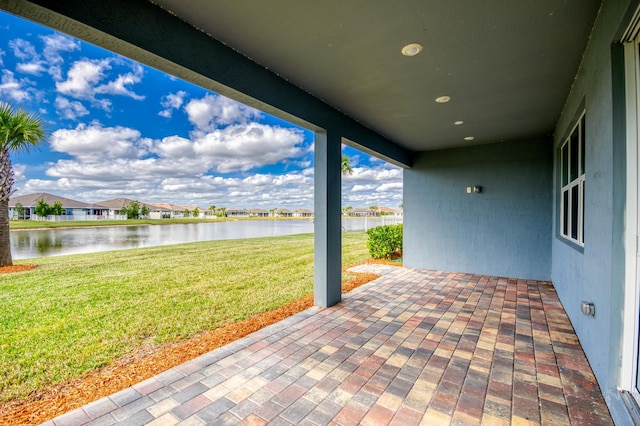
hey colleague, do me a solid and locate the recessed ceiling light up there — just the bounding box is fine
[435,96,451,103]
[464,136,475,141]
[401,43,423,56]
[454,120,464,125]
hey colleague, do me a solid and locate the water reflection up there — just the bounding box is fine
[13,231,64,254]
[11,220,314,259]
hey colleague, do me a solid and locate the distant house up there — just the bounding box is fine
[249,208,269,217]
[182,205,206,218]
[293,209,313,218]
[149,203,189,218]
[96,198,134,216]
[272,208,293,217]
[226,208,249,217]
[9,192,321,222]
[97,198,170,219]
[348,207,379,217]
[9,192,111,220]
[377,206,403,217]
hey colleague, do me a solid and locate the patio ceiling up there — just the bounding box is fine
[150,0,601,152]
[0,0,601,158]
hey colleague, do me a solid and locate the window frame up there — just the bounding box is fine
[559,111,586,247]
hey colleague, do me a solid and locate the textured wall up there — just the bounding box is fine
[549,1,635,422]
[404,137,552,281]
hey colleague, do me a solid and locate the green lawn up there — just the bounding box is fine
[0,232,368,403]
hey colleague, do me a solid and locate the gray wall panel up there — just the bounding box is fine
[404,137,552,281]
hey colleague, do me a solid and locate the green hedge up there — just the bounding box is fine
[366,224,403,259]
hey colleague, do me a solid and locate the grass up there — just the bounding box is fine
[9,216,311,230]
[0,232,369,403]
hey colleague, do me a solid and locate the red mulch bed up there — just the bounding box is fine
[0,260,400,425]
[0,264,38,274]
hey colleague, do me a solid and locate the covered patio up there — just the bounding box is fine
[45,265,612,425]
[2,0,639,423]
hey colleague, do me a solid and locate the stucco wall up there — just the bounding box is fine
[404,137,552,281]
[551,0,634,423]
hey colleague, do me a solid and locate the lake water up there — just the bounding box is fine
[10,217,403,259]
[11,220,314,259]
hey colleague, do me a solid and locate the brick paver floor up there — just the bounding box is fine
[43,266,614,425]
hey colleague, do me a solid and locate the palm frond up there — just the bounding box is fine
[0,102,46,153]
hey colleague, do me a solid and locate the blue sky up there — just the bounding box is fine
[0,11,402,210]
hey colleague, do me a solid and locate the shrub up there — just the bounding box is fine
[35,198,52,217]
[366,224,403,259]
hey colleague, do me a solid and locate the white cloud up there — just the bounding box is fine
[25,177,112,192]
[28,163,315,209]
[27,141,402,209]
[56,59,109,99]
[9,38,45,76]
[9,38,37,60]
[273,173,308,186]
[94,64,144,100]
[153,135,196,159]
[185,94,262,131]
[342,166,402,183]
[25,118,317,207]
[241,174,273,187]
[42,33,79,60]
[159,90,186,118]
[227,173,309,206]
[44,119,308,189]
[44,122,211,187]
[351,184,376,192]
[56,58,144,107]
[193,123,305,172]
[291,160,311,169]
[9,34,80,79]
[44,157,207,181]
[376,182,403,192]
[21,176,161,202]
[16,61,46,75]
[49,122,147,160]
[12,164,27,182]
[41,33,80,80]
[22,141,403,210]
[0,69,31,102]
[54,96,89,120]
[342,164,403,208]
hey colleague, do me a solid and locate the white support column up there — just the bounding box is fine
[314,131,342,308]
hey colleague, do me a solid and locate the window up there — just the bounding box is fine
[560,112,585,246]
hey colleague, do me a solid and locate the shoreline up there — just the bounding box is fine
[9,217,314,232]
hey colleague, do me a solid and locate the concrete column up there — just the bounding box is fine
[314,131,342,308]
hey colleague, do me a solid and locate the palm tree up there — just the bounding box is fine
[0,102,45,267]
[341,155,353,175]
